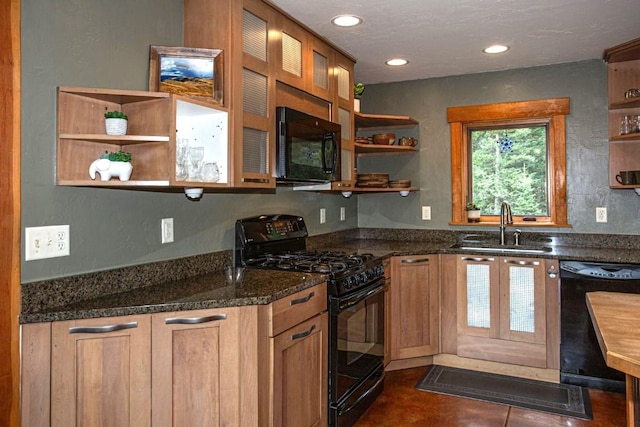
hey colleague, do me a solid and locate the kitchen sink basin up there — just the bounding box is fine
[450,243,553,254]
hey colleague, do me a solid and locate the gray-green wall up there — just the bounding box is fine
[358,60,640,234]
[21,0,357,283]
[21,1,638,283]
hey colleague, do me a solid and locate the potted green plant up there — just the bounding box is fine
[465,202,481,223]
[89,150,133,182]
[354,82,365,112]
[104,110,128,136]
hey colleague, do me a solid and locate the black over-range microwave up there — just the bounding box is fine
[275,106,341,184]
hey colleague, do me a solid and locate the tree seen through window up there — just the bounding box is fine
[469,126,548,217]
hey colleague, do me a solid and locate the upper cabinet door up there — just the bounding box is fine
[308,38,333,101]
[274,14,309,91]
[234,0,277,188]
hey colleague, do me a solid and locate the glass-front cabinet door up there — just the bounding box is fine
[236,2,276,188]
[456,255,548,368]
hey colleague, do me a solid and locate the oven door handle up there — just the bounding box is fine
[338,280,387,310]
[337,372,385,416]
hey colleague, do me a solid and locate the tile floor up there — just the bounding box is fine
[354,366,627,427]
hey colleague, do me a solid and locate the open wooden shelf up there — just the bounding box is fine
[354,142,417,156]
[610,98,640,110]
[354,112,418,130]
[57,87,229,188]
[352,186,418,193]
[59,134,170,144]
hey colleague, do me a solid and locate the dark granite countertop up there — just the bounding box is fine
[21,267,327,324]
[21,230,640,324]
[320,238,640,264]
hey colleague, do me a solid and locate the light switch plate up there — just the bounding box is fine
[161,218,174,243]
[422,206,431,220]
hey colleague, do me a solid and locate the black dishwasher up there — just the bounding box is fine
[560,260,640,392]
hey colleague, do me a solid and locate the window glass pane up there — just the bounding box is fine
[469,126,548,216]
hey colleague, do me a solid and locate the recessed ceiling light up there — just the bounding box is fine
[483,45,509,54]
[331,15,362,27]
[385,58,409,66]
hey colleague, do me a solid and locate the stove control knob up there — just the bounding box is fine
[344,276,355,289]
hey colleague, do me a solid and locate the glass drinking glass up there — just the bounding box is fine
[175,138,189,181]
[633,115,640,134]
[202,162,220,182]
[187,146,205,181]
[620,115,632,135]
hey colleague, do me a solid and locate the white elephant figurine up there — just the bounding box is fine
[89,158,133,181]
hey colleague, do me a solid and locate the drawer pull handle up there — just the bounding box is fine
[290,291,315,306]
[401,258,429,264]
[165,314,227,325]
[461,257,495,262]
[242,178,270,183]
[504,259,540,266]
[291,324,316,341]
[69,321,137,334]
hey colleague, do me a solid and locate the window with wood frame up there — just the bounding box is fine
[447,98,570,227]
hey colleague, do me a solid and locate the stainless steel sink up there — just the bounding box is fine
[450,243,553,254]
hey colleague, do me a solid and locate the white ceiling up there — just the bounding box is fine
[268,0,640,84]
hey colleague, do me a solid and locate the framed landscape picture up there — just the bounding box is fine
[149,46,223,105]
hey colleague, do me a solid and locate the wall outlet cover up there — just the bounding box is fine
[25,225,70,261]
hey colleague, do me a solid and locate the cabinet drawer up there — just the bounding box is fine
[269,284,326,337]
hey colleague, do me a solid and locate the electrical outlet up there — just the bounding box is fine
[25,225,70,261]
[422,206,431,220]
[340,207,346,221]
[161,218,174,243]
[596,207,607,223]
[320,208,326,224]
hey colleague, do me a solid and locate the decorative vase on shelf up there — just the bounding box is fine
[89,151,133,181]
[104,111,128,136]
[354,83,365,113]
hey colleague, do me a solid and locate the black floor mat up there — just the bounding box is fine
[416,365,592,420]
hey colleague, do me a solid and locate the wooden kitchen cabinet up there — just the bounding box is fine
[261,284,328,427]
[57,86,229,187]
[50,315,152,427]
[151,307,242,427]
[271,312,328,427]
[389,255,439,360]
[185,0,356,190]
[604,37,640,189]
[330,51,356,192]
[455,255,559,369]
[22,307,249,427]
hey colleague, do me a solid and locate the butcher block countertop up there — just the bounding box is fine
[587,292,640,379]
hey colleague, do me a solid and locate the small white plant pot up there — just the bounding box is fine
[105,118,128,136]
[354,98,361,112]
[467,209,481,223]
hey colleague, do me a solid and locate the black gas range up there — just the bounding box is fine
[234,214,385,296]
[235,214,386,427]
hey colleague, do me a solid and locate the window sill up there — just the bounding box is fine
[450,220,571,228]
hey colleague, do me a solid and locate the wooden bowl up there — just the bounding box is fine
[388,180,411,188]
[372,133,395,145]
